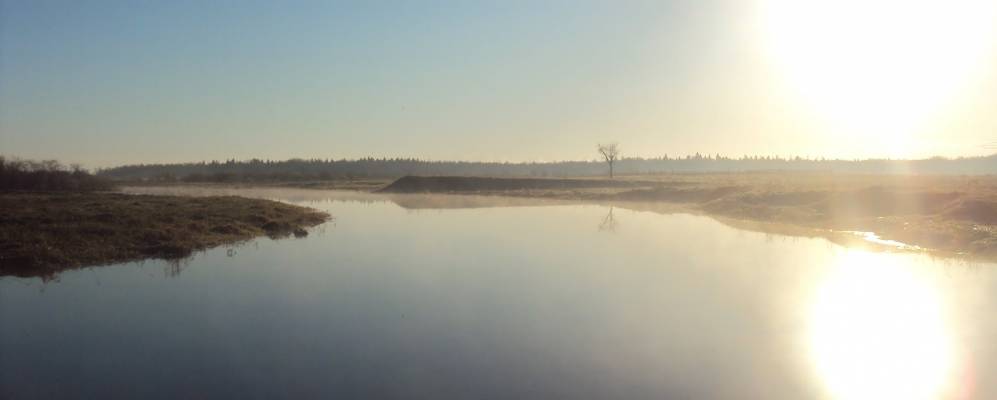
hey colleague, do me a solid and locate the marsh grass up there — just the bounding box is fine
[0,192,329,279]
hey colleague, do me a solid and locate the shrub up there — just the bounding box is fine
[0,156,116,191]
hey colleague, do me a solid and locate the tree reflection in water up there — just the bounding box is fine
[599,207,618,232]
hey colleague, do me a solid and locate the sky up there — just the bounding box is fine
[2,0,996,168]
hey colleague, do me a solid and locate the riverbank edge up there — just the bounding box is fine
[0,191,330,279]
[377,175,997,260]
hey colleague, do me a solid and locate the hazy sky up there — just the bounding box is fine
[2,0,996,167]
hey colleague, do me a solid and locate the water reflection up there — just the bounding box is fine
[4,187,995,399]
[809,251,955,399]
[598,207,618,232]
[121,186,967,262]
[163,258,192,278]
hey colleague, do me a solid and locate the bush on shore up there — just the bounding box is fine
[0,156,115,191]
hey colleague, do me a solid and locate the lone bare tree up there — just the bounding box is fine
[597,143,620,178]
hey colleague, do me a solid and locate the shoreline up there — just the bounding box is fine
[11,170,997,278]
[375,174,997,260]
[0,191,329,279]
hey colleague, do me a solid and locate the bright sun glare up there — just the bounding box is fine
[808,251,956,400]
[762,0,997,153]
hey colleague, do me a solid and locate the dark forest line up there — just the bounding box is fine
[98,154,997,182]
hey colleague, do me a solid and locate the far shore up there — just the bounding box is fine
[372,173,997,259]
[115,172,997,259]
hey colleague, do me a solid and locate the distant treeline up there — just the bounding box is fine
[98,154,997,182]
[1,157,115,191]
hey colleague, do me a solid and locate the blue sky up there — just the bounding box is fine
[2,0,996,167]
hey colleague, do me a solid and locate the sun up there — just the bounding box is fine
[761,0,996,153]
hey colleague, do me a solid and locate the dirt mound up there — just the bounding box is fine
[943,199,997,225]
[378,176,640,193]
[815,188,961,219]
[615,186,745,203]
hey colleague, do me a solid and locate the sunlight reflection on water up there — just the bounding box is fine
[3,188,997,399]
[809,251,956,399]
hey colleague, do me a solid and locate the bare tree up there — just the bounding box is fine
[597,143,620,178]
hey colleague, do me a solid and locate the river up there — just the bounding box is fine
[2,187,996,399]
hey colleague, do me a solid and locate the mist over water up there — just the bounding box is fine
[3,188,997,399]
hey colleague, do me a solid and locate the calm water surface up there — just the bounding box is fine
[3,188,997,399]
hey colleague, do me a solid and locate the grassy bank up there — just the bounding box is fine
[379,174,997,258]
[0,192,329,278]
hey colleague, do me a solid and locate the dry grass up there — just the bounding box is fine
[0,192,329,278]
[380,173,997,258]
